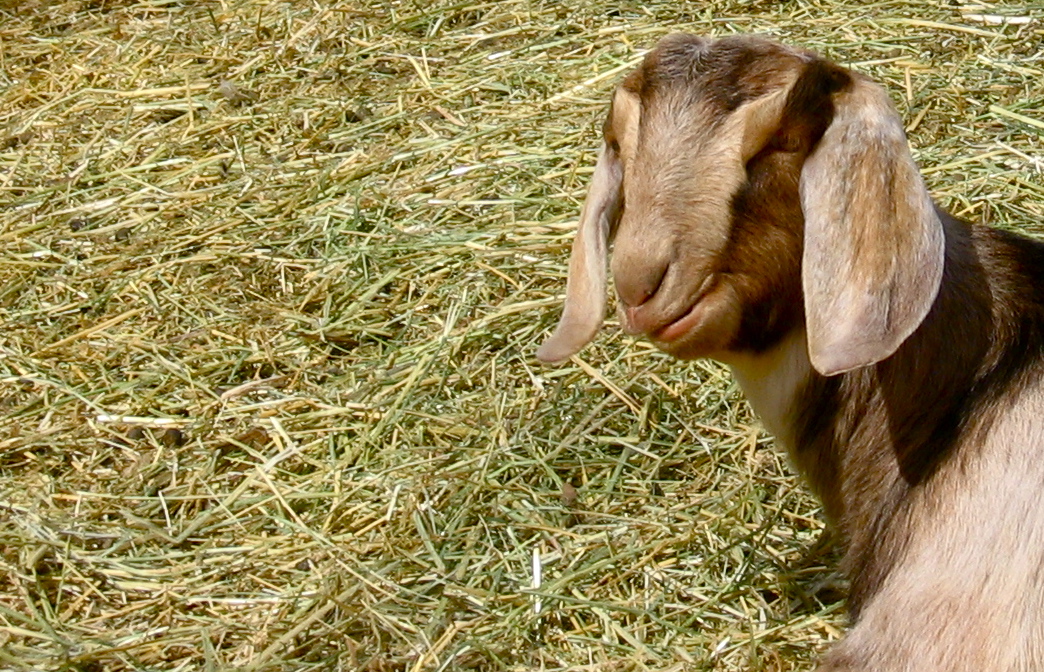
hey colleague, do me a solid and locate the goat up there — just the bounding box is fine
[536,33,1044,671]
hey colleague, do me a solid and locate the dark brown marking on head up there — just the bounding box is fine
[772,58,852,153]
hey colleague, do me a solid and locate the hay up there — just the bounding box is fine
[0,0,1041,670]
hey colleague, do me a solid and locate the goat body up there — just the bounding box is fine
[537,34,1044,670]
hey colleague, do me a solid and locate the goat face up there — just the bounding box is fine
[538,34,945,377]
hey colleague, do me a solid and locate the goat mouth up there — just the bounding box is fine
[653,301,705,343]
[651,275,717,344]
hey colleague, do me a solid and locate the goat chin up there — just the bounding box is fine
[538,32,1044,671]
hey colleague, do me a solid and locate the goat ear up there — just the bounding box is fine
[536,141,624,363]
[800,72,945,376]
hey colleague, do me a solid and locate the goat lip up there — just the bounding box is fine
[651,276,717,343]
[653,300,706,343]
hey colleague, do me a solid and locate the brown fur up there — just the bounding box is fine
[537,34,1044,671]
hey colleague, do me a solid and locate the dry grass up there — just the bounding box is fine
[1,1,1041,670]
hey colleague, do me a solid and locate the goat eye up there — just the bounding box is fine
[608,139,620,153]
[769,132,802,153]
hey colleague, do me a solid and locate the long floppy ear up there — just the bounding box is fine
[536,141,624,364]
[800,72,945,376]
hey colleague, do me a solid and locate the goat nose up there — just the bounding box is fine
[616,263,667,308]
[615,262,668,334]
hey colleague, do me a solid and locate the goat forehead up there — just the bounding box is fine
[640,96,714,143]
[623,125,743,218]
[613,35,804,198]
[631,99,738,170]
[630,35,802,111]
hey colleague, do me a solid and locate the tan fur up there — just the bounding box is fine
[537,33,1044,671]
[801,74,945,375]
[535,142,622,363]
[821,385,1044,671]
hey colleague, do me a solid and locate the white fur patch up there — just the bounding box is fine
[725,330,813,451]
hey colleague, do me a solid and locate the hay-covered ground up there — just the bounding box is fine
[1,1,1041,670]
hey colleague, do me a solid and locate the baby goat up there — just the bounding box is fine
[537,34,1044,671]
